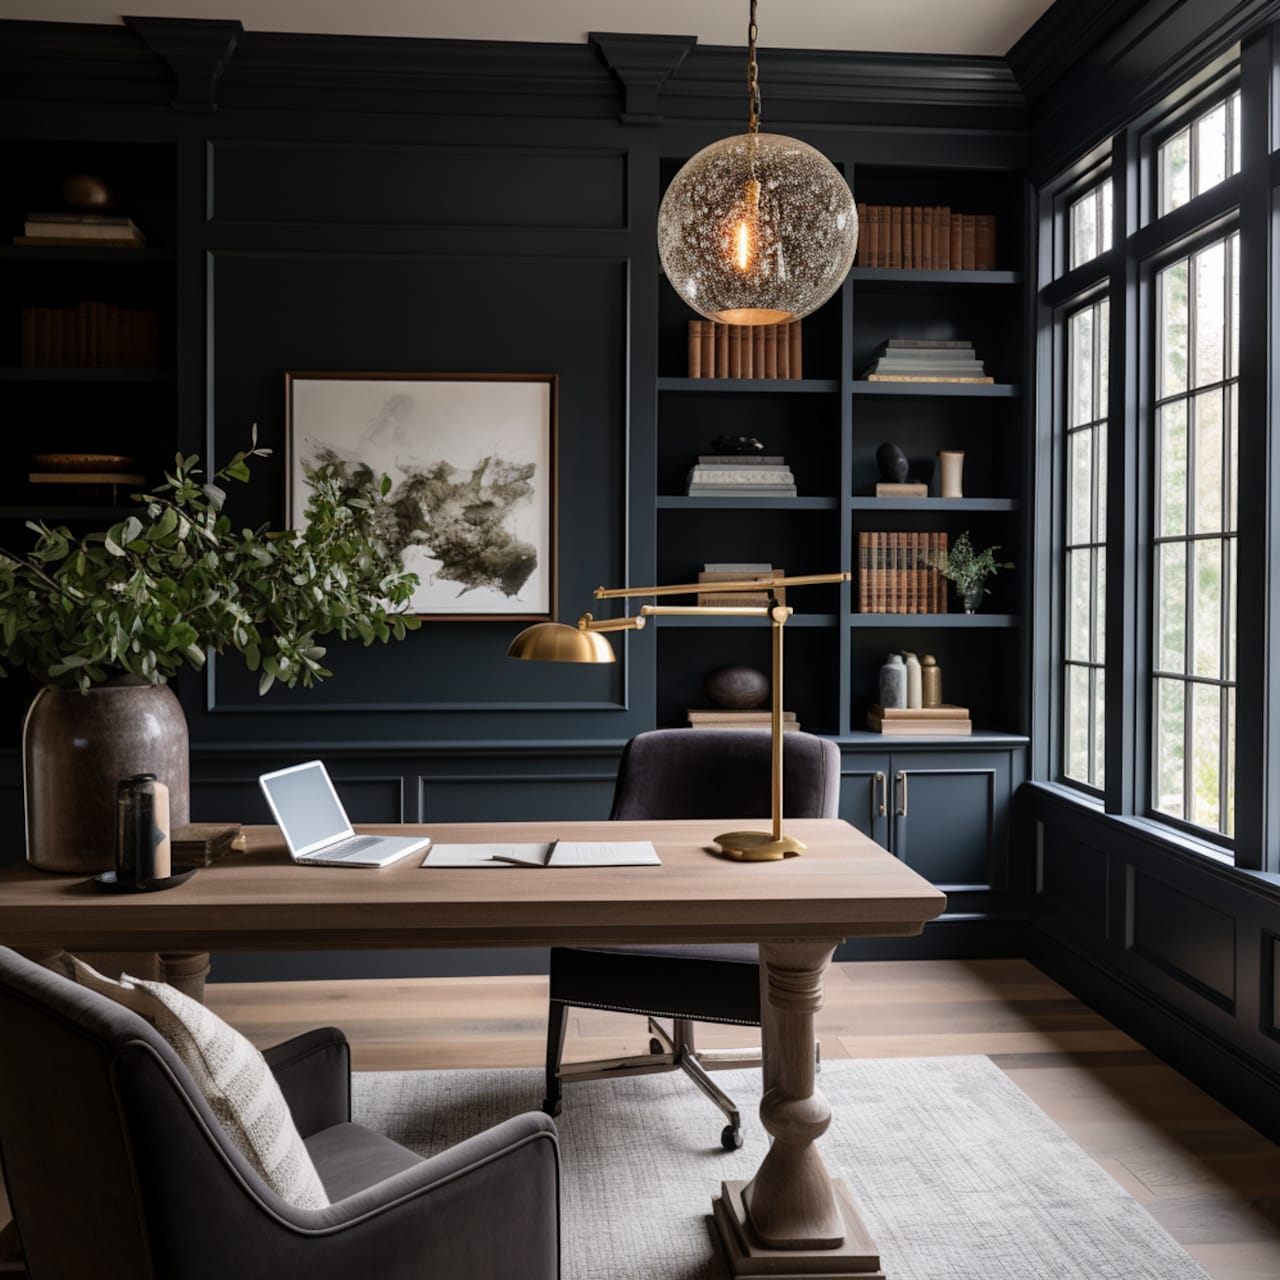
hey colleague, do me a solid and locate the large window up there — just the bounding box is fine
[1152,233,1239,836]
[1064,297,1109,789]
[1069,180,1113,270]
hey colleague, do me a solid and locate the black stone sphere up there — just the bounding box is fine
[876,441,910,483]
[704,665,770,709]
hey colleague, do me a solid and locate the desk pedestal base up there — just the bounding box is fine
[713,1181,885,1279]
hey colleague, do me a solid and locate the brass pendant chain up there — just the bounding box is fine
[747,0,761,133]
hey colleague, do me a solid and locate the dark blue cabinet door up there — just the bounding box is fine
[890,751,1011,890]
[838,755,891,848]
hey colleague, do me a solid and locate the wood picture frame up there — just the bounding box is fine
[285,371,557,621]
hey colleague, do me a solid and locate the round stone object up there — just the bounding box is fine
[704,664,770,709]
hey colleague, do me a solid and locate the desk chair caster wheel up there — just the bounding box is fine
[721,1123,743,1152]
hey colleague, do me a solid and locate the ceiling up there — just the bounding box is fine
[0,1,1058,57]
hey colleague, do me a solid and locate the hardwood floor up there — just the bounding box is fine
[3,958,1278,1279]
[206,958,1280,1280]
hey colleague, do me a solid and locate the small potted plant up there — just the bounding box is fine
[941,531,1012,614]
[0,432,421,873]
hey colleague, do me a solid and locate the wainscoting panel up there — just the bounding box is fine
[1022,783,1280,1144]
[418,772,615,823]
[209,139,627,229]
[1128,868,1237,1010]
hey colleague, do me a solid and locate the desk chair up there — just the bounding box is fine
[542,728,840,1149]
[0,947,560,1280]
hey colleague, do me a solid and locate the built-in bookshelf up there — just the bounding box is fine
[655,161,1026,739]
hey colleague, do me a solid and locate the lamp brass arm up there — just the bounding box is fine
[594,571,849,600]
[639,605,775,618]
[576,612,646,633]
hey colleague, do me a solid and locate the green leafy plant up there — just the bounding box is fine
[0,432,421,694]
[940,531,1013,601]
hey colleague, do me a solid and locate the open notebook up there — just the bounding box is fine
[423,840,660,868]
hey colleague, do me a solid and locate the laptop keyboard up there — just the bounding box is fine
[320,835,383,860]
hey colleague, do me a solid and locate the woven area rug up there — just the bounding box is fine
[352,1056,1209,1280]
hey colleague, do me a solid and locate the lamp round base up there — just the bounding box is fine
[712,830,807,861]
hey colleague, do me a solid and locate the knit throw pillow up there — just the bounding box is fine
[72,959,329,1210]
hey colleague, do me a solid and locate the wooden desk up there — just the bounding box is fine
[0,818,945,1280]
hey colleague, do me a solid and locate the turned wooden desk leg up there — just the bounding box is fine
[713,939,885,1279]
[159,951,210,1002]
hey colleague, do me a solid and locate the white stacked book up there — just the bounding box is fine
[687,454,797,497]
[862,339,993,383]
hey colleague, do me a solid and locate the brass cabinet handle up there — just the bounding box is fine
[895,770,908,818]
[873,771,887,819]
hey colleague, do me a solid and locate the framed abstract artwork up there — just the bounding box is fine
[286,372,557,620]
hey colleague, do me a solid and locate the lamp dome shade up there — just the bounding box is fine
[507,622,617,664]
[657,132,857,326]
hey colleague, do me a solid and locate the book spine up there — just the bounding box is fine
[915,531,925,615]
[715,322,729,378]
[921,207,933,270]
[975,214,996,270]
[729,324,742,379]
[937,208,951,270]
[765,324,778,378]
[913,207,924,269]
[751,325,764,378]
[777,322,790,379]
[962,215,976,270]
[858,530,869,612]
[741,323,754,378]
[687,320,702,377]
[701,319,715,376]
[788,320,802,379]
[855,203,867,264]
[902,206,913,270]
[890,207,903,269]
[897,532,908,613]
[950,215,962,271]
[105,301,118,368]
[20,307,35,367]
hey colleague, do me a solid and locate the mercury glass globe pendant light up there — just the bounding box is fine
[656,0,858,325]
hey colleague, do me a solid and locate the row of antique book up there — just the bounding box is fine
[20,302,160,368]
[695,563,787,608]
[854,205,997,271]
[857,531,950,614]
[686,320,803,379]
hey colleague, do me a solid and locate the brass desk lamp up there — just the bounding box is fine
[508,571,850,860]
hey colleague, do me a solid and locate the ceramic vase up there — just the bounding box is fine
[878,654,907,709]
[22,679,190,873]
[961,585,984,614]
[903,652,923,708]
[921,655,941,707]
[938,450,965,499]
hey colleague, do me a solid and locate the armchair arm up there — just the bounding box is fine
[301,1112,560,1280]
[263,1026,351,1136]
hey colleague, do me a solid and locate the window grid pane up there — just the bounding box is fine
[1158,89,1241,217]
[1063,295,1108,789]
[1069,178,1114,272]
[1151,232,1238,837]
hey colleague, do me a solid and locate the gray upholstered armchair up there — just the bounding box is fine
[0,947,559,1280]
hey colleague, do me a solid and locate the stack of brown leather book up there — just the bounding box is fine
[172,823,244,868]
[867,705,971,736]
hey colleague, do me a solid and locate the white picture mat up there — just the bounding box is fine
[288,376,553,616]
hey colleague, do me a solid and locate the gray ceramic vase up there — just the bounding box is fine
[22,679,190,874]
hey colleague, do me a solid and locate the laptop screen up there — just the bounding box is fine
[261,762,350,853]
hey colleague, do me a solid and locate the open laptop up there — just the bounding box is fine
[259,760,430,868]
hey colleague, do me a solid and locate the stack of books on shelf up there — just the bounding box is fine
[689,708,800,731]
[696,563,787,608]
[857,532,949,613]
[853,206,996,270]
[686,320,802,379]
[866,705,971,736]
[15,212,146,249]
[861,339,992,384]
[687,455,797,498]
[20,302,159,368]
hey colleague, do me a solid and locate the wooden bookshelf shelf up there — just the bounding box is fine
[851,381,1020,398]
[848,497,1020,512]
[657,377,840,394]
[849,267,1022,287]
[850,614,1019,629]
[658,496,840,510]
[653,613,838,629]
[0,367,174,383]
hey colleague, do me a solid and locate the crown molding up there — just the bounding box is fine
[589,32,697,125]
[124,16,243,113]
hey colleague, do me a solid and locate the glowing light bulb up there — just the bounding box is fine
[729,178,762,275]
